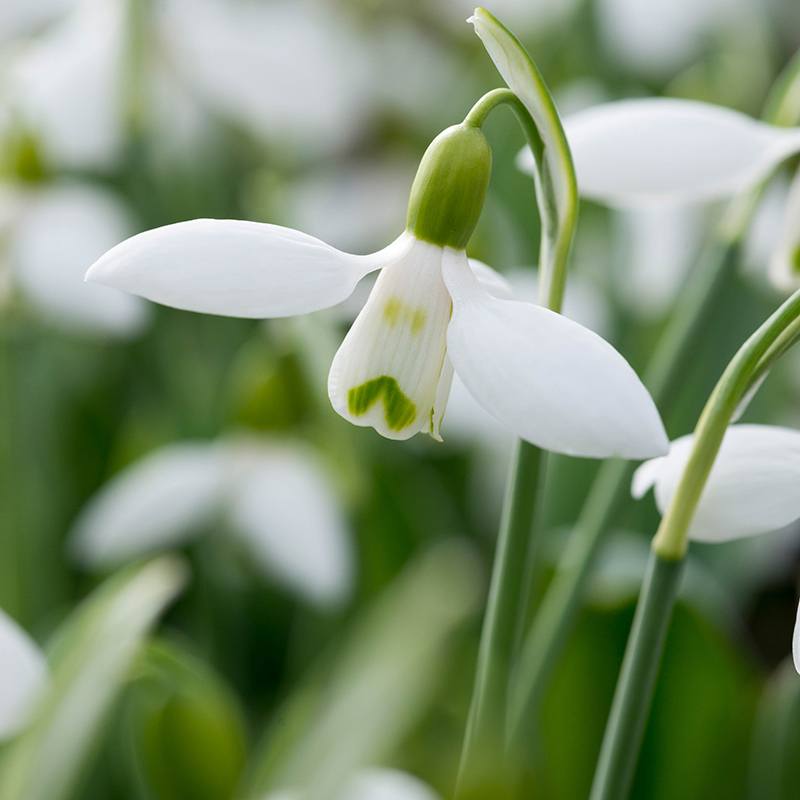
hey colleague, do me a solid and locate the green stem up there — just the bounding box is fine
[588,551,684,800]
[508,238,739,742]
[457,88,573,795]
[590,285,800,800]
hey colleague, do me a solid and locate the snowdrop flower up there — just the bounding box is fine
[264,768,440,800]
[70,438,352,608]
[633,423,800,671]
[633,424,800,543]
[0,609,47,740]
[87,117,666,458]
[1,181,147,336]
[519,98,800,207]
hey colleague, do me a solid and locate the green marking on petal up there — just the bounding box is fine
[348,376,417,431]
[792,245,800,274]
[382,296,427,334]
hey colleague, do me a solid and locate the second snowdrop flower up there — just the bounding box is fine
[87,94,666,460]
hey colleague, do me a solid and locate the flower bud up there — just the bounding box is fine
[406,123,491,249]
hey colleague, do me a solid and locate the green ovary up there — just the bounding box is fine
[347,376,417,431]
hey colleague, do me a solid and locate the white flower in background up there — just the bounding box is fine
[613,205,704,319]
[0,0,75,42]
[767,166,800,291]
[0,609,47,740]
[519,98,800,207]
[432,0,579,35]
[86,120,667,459]
[594,0,751,77]
[633,424,800,671]
[1,181,147,337]
[1,0,369,171]
[70,438,353,608]
[265,768,440,800]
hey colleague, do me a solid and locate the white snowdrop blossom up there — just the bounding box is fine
[70,439,353,608]
[519,98,800,207]
[0,609,47,740]
[633,424,800,672]
[86,118,667,459]
[263,768,440,800]
[1,182,147,336]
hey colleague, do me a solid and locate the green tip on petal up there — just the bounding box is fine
[348,376,418,432]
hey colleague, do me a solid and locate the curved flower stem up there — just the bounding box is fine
[508,236,740,743]
[589,284,800,800]
[456,88,573,794]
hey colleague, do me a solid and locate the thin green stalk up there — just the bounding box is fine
[508,238,739,741]
[456,87,574,794]
[590,285,800,800]
[588,551,684,800]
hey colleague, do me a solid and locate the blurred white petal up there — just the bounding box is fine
[163,0,369,154]
[0,610,46,740]
[6,0,124,170]
[614,205,704,318]
[228,443,353,607]
[0,0,75,41]
[344,768,440,800]
[433,0,578,35]
[87,221,408,319]
[632,425,800,541]
[743,175,788,278]
[11,183,148,337]
[595,0,748,76]
[284,158,414,253]
[561,99,800,205]
[443,248,668,459]
[328,238,450,441]
[70,443,228,567]
[769,166,800,291]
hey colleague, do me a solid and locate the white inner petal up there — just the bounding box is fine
[328,237,451,440]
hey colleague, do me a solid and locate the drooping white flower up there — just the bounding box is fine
[633,424,800,544]
[70,438,353,608]
[0,609,47,740]
[2,182,148,337]
[519,98,800,206]
[87,119,667,459]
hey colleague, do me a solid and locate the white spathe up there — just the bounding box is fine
[70,438,353,608]
[519,98,800,206]
[632,424,800,542]
[87,218,667,459]
[0,610,47,740]
[8,182,148,337]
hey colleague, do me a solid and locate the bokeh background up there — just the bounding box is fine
[2,1,800,798]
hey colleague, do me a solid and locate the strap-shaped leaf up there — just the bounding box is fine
[470,6,578,311]
[0,558,186,800]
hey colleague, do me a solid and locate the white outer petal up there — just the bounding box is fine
[11,183,148,337]
[563,98,800,206]
[70,443,229,567]
[87,221,411,319]
[443,248,668,459]
[0,611,47,740]
[328,237,450,441]
[344,768,441,800]
[227,442,352,607]
[634,425,800,542]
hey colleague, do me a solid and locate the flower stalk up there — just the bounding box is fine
[590,283,800,800]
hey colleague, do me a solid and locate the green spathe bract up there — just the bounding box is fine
[406,123,491,249]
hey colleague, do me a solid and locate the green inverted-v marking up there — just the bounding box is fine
[347,376,417,431]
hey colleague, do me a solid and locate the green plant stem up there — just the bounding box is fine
[507,238,739,741]
[590,285,800,800]
[457,87,573,795]
[588,551,684,800]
